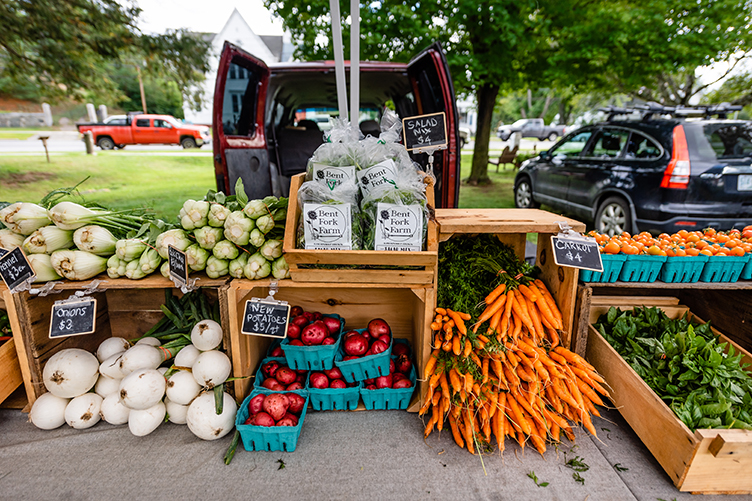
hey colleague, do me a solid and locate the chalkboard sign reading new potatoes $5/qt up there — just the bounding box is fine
[241,298,290,339]
[402,112,448,151]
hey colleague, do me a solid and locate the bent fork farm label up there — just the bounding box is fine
[357,159,398,197]
[303,203,353,250]
[374,203,424,251]
[312,163,356,191]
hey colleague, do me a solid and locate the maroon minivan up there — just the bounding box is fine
[212,41,460,208]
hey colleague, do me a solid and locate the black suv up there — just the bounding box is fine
[513,103,752,235]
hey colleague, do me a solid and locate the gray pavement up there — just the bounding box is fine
[1,405,748,500]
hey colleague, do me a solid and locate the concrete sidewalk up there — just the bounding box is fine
[1,405,746,500]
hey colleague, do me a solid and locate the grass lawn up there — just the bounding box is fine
[457,152,517,208]
[0,152,214,221]
[0,132,36,140]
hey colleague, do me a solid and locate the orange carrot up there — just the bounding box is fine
[555,346,596,371]
[435,307,447,316]
[463,339,473,358]
[439,373,450,397]
[485,283,507,305]
[449,369,462,394]
[424,350,438,379]
[517,283,539,302]
[452,335,461,356]
[449,413,465,449]
[506,396,532,435]
[473,294,507,332]
[488,307,503,335]
[446,309,467,335]
[464,372,474,393]
[576,377,604,406]
[482,357,490,384]
[419,395,432,415]
[470,351,482,369]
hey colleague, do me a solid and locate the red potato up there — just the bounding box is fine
[392,372,407,382]
[262,378,285,392]
[321,336,336,345]
[292,315,309,328]
[343,334,369,356]
[289,339,304,346]
[343,330,360,340]
[301,321,328,345]
[395,355,412,374]
[290,306,304,317]
[329,379,347,389]
[276,417,296,427]
[365,384,377,390]
[389,359,395,373]
[282,412,299,426]
[311,312,323,321]
[274,367,297,385]
[364,378,375,385]
[261,360,281,379]
[377,334,391,346]
[367,318,391,338]
[251,411,275,427]
[392,343,410,357]
[263,393,290,421]
[270,346,284,357]
[393,378,413,389]
[375,374,393,389]
[309,372,329,389]
[302,312,315,322]
[342,355,358,361]
[322,316,341,335]
[324,367,343,380]
[287,393,306,414]
[295,373,307,384]
[248,394,266,415]
[286,382,304,391]
[369,340,389,356]
[287,324,301,339]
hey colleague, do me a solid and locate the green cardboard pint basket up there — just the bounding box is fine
[334,328,392,383]
[236,389,309,452]
[658,254,708,283]
[280,314,345,371]
[360,362,416,410]
[579,253,627,283]
[619,254,666,282]
[308,380,362,411]
[700,254,749,283]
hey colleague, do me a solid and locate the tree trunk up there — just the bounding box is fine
[539,94,553,119]
[467,82,501,185]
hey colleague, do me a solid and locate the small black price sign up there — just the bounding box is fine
[241,298,290,339]
[551,235,603,272]
[402,112,448,151]
[0,247,36,292]
[0,248,8,257]
[49,298,97,339]
[168,245,188,284]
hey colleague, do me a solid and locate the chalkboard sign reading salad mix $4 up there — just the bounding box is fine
[241,298,290,339]
[402,112,448,151]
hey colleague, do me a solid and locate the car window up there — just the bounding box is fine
[107,118,127,125]
[135,119,150,128]
[551,130,594,158]
[221,61,259,137]
[624,131,662,159]
[699,123,752,160]
[588,129,630,158]
[153,119,172,129]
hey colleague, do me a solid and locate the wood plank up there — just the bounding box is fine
[4,290,35,404]
[572,284,592,356]
[435,208,586,234]
[288,268,435,285]
[682,430,752,493]
[586,325,697,488]
[0,338,23,405]
[591,295,680,307]
[588,280,752,289]
[537,233,579,348]
[24,274,230,291]
[707,431,752,458]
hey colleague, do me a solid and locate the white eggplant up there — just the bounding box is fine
[43,348,99,398]
[29,393,70,430]
[99,393,130,425]
[128,401,165,436]
[118,369,166,410]
[65,393,103,429]
[190,319,223,351]
[186,391,237,440]
[192,350,231,389]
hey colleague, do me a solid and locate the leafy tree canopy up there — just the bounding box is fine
[0,0,211,109]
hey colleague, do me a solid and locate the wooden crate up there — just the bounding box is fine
[4,274,231,407]
[435,208,586,349]
[282,173,438,284]
[0,289,24,406]
[226,279,433,412]
[586,300,752,494]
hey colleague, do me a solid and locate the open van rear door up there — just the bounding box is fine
[213,42,273,198]
[405,42,461,208]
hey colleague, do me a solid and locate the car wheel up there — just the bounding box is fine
[181,137,197,149]
[514,178,539,209]
[547,132,558,141]
[595,196,632,237]
[97,137,115,150]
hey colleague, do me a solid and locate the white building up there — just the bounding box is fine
[183,8,292,125]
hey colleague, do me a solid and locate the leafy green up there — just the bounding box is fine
[594,306,752,431]
[527,471,549,487]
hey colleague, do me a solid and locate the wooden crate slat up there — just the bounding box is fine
[435,208,586,237]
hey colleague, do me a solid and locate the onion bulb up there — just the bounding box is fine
[135,337,161,347]
[165,397,189,425]
[192,350,231,389]
[99,393,130,425]
[119,345,164,375]
[43,348,100,398]
[165,370,201,405]
[186,391,237,440]
[96,337,130,363]
[94,374,121,398]
[174,345,200,368]
[128,401,165,437]
[29,393,70,430]
[65,393,103,429]
[99,353,125,379]
[118,369,166,410]
[190,319,223,351]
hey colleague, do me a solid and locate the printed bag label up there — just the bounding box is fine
[357,159,398,196]
[312,164,356,190]
[303,203,352,250]
[374,203,423,251]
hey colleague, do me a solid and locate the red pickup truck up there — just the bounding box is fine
[77,114,211,150]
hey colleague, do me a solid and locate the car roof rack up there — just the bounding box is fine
[599,101,742,121]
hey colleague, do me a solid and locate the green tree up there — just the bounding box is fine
[110,65,185,118]
[265,0,752,185]
[0,0,211,110]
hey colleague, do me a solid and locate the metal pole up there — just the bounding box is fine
[349,0,360,125]
[329,0,348,121]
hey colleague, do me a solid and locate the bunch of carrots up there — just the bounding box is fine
[421,277,609,455]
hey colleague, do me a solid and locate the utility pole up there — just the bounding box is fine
[137,65,147,114]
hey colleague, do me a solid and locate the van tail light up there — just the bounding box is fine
[661,125,690,189]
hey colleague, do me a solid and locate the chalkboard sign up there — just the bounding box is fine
[49,298,97,339]
[402,112,448,151]
[551,235,603,272]
[0,248,7,257]
[241,298,290,339]
[0,247,36,292]
[168,245,188,284]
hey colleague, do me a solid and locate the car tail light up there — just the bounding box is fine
[660,125,690,189]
